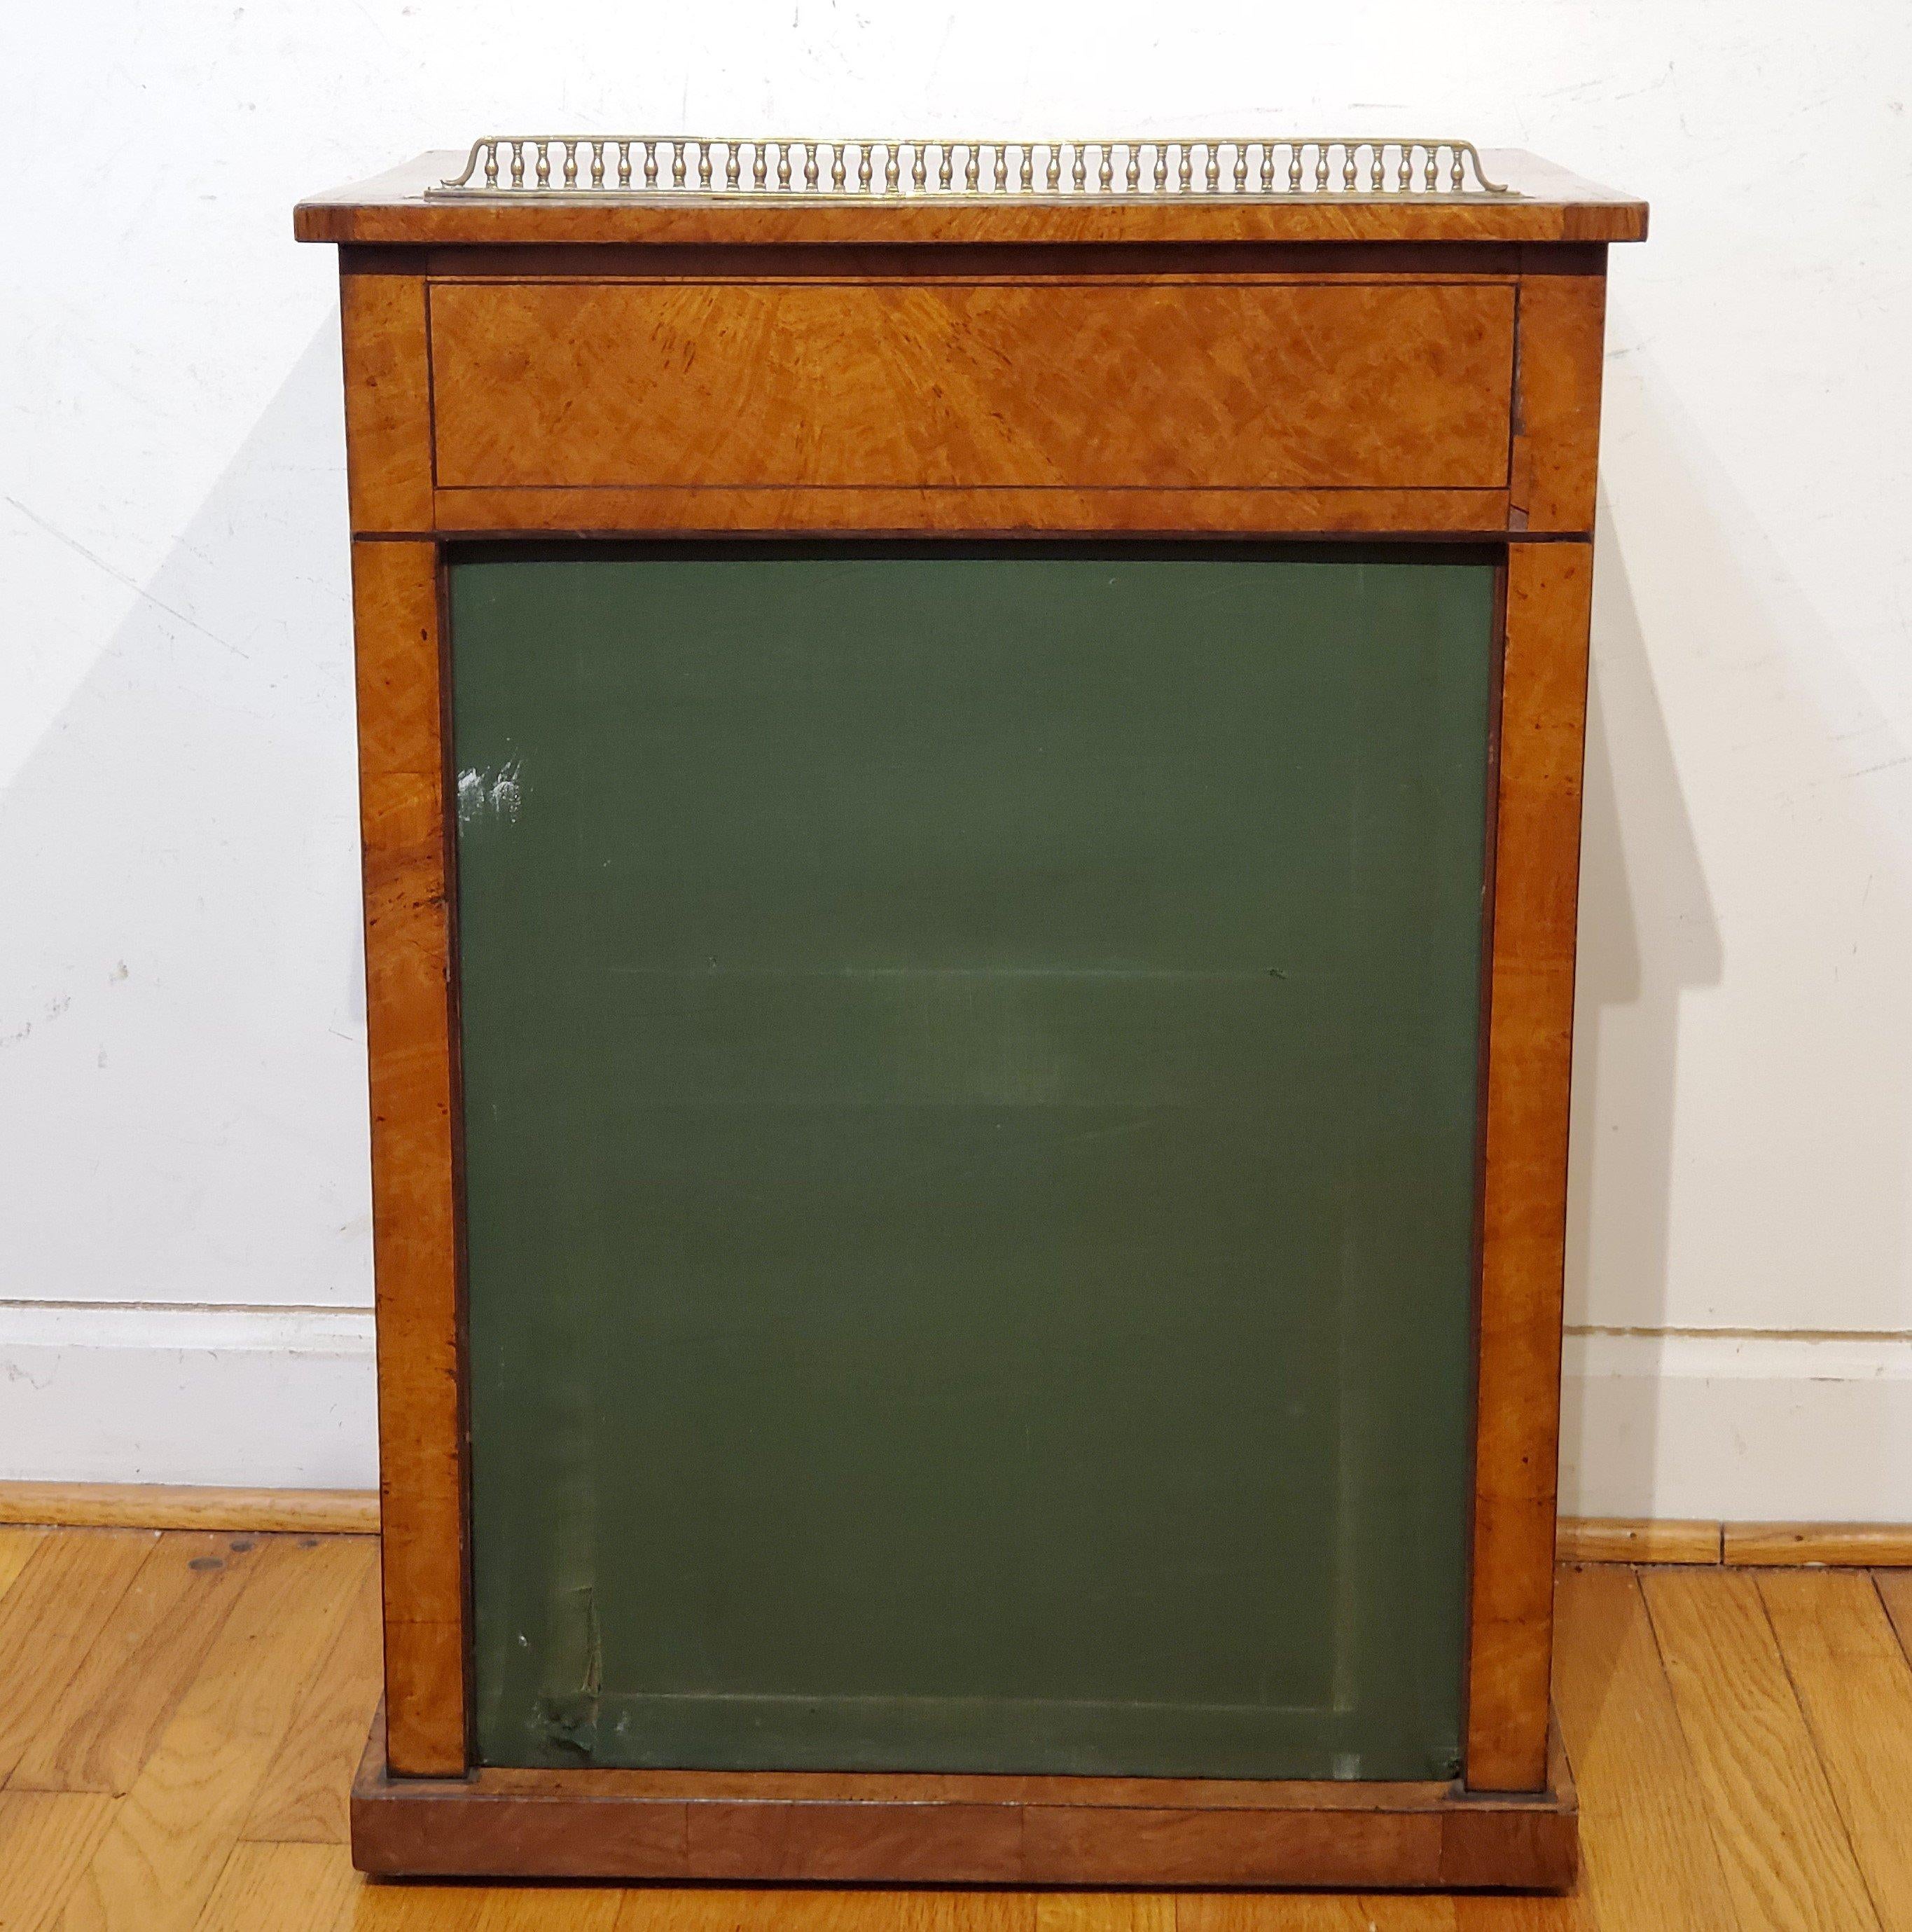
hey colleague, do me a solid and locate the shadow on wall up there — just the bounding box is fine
[1558,486,1722,1515]
[0,321,377,1484]
[1560,345,1912,1519]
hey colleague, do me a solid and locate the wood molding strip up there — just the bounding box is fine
[1562,1519,1912,1566]
[1557,1518,1724,1565]
[0,1483,380,1535]
[1722,1523,1912,1568]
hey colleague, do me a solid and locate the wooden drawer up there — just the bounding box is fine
[428,280,1516,494]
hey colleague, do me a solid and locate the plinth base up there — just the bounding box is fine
[350,1708,1577,1889]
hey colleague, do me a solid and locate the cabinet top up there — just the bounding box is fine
[294,142,1647,247]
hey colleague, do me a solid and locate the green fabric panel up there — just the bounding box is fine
[453,542,1495,1781]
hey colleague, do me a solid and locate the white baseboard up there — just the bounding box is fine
[1560,1328,1912,1522]
[2,1304,1907,1520]
[0,1301,378,1489]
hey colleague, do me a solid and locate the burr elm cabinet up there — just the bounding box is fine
[296,138,1646,1889]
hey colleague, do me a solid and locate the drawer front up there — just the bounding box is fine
[429,280,1516,494]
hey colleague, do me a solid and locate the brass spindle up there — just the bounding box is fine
[431,132,1510,200]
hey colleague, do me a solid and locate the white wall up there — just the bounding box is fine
[5,1,1911,1516]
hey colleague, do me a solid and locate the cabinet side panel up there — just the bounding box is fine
[342,259,434,534]
[352,537,468,1774]
[1466,540,1593,1790]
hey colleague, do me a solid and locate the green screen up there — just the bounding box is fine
[455,542,1495,1781]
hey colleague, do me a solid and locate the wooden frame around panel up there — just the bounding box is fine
[351,534,466,1777]
[349,528,1590,1796]
[321,182,1633,1880]
[1468,540,1593,1793]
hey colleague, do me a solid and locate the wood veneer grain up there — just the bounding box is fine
[428,280,1516,495]
[340,265,434,535]
[350,538,466,1779]
[427,485,1515,538]
[349,1713,1577,1888]
[1465,541,1593,1793]
[1511,254,1607,534]
[420,239,1531,282]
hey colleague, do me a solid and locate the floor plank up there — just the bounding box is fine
[912,1896,1037,1932]
[0,1526,49,1603]
[470,1886,628,1931]
[1876,1569,1912,1668]
[1179,1896,1401,1929]
[1177,1900,1586,1930]
[1642,1566,1879,1932]
[10,1532,263,1795]
[197,1841,363,1932]
[242,1558,385,1844]
[333,1884,482,1932]
[0,1531,156,1785]
[54,1536,375,1932]
[1039,1899,1175,1932]
[615,1891,1037,1932]
[1197,1893,1599,1924]
[1760,1570,1912,1929]
[1551,1564,1735,1931]
[0,1791,117,1932]
[1450,1900,1595,1931]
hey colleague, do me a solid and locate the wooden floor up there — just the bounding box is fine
[3,1530,1911,1930]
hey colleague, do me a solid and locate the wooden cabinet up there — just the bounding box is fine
[298,137,1645,1889]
